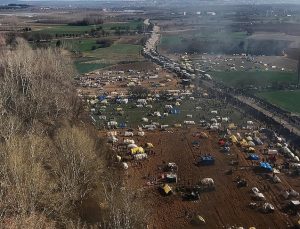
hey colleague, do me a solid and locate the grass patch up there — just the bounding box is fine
[85,43,143,62]
[257,90,300,114]
[212,71,298,88]
[74,58,109,74]
[34,21,143,35]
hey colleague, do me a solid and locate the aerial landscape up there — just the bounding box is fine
[0,0,300,228]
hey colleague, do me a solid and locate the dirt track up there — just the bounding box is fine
[123,128,298,229]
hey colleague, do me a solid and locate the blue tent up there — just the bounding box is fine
[119,122,127,128]
[198,155,215,166]
[248,154,260,161]
[260,162,273,172]
[170,108,180,115]
[98,95,107,101]
[192,141,200,146]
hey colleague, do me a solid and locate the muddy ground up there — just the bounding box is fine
[120,128,299,229]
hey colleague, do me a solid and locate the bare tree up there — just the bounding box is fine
[0,38,78,126]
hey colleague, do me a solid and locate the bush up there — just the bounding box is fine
[96,39,113,48]
[0,38,78,125]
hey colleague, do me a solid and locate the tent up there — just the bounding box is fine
[146,143,154,148]
[98,95,107,101]
[131,147,145,154]
[128,144,138,149]
[161,184,172,195]
[248,154,259,161]
[170,108,180,114]
[228,123,237,130]
[246,136,253,141]
[248,147,256,152]
[198,156,215,166]
[239,139,248,147]
[191,215,206,225]
[260,162,273,172]
[248,141,255,147]
[230,135,238,143]
[200,132,208,139]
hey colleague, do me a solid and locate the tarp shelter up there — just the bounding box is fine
[198,156,215,165]
[248,154,259,161]
[246,136,253,141]
[230,135,238,143]
[200,132,208,138]
[218,139,225,146]
[161,184,172,195]
[170,108,180,114]
[146,143,154,148]
[128,144,138,149]
[165,173,177,183]
[228,123,237,130]
[119,122,127,128]
[260,162,273,172]
[192,215,206,225]
[131,147,145,154]
[239,139,248,147]
[248,141,255,147]
[98,95,107,101]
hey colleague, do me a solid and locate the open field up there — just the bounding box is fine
[75,43,143,73]
[121,128,299,229]
[257,90,300,115]
[212,71,298,88]
[32,20,144,35]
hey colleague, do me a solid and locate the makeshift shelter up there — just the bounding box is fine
[133,153,148,160]
[259,162,273,172]
[191,215,206,225]
[248,141,255,147]
[131,147,145,154]
[145,143,154,148]
[230,135,238,143]
[248,147,256,152]
[170,108,180,114]
[200,132,208,139]
[248,154,259,161]
[228,123,237,130]
[246,136,253,141]
[128,144,138,149]
[262,203,274,213]
[239,139,248,147]
[160,184,173,195]
[165,173,177,183]
[198,156,215,166]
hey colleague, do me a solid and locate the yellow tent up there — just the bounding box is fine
[146,143,154,148]
[228,123,237,130]
[230,135,238,143]
[248,147,255,152]
[239,139,248,147]
[131,147,144,154]
[116,107,123,111]
[162,184,172,195]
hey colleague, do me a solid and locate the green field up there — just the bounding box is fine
[257,90,300,114]
[159,31,247,51]
[212,71,298,88]
[91,98,248,129]
[35,21,143,35]
[71,42,142,73]
[74,58,109,74]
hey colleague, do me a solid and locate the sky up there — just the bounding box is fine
[4,0,300,4]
